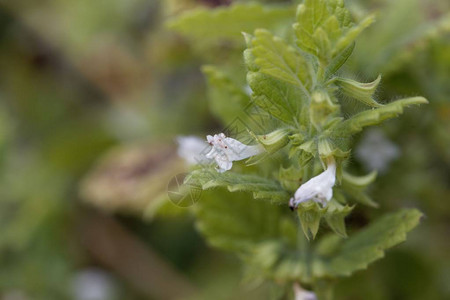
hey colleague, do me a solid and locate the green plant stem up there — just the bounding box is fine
[297,216,312,284]
[297,161,318,284]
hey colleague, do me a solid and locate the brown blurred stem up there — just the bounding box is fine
[79,210,197,299]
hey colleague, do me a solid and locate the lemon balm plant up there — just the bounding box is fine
[174,1,427,298]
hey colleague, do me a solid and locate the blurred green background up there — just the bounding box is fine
[0,0,448,299]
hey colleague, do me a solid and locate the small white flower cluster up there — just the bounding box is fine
[177,134,337,209]
[289,159,337,209]
[206,133,263,172]
[177,133,263,173]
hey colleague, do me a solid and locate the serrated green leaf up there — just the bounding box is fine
[243,23,381,132]
[202,65,250,125]
[314,209,423,277]
[168,3,295,46]
[333,97,428,135]
[195,191,284,253]
[293,0,373,62]
[185,168,289,204]
[294,0,331,56]
[195,191,304,282]
[327,0,352,28]
[247,241,308,282]
[249,29,312,89]
[247,71,309,126]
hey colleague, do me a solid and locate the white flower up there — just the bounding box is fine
[206,133,263,173]
[289,158,337,209]
[294,283,317,300]
[177,136,211,165]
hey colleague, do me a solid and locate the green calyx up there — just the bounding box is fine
[251,128,292,154]
[336,75,383,107]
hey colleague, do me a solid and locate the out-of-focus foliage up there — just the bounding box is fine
[80,143,185,214]
[0,0,448,299]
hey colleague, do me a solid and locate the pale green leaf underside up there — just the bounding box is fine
[185,169,289,203]
[168,3,294,44]
[247,71,308,126]
[294,0,332,55]
[246,241,308,282]
[313,209,422,278]
[194,191,300,281]
[202,65,250,125]
[334,97,428,135]
[245,29,312,126]
[195,191,284,253]
[293,0,374,60]
[250,29,312,89]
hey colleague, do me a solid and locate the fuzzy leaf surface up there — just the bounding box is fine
[250,29,312,89]
[313,209,422,278]
[202,65,250,125]
[195,191,284,253]
[168,3,294,45]
[185,168,289,203]
[247,72,309,126]
[293,0,374,61]
[333,97,428,136]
